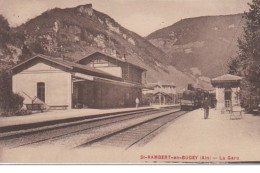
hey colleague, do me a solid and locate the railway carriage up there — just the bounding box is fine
[180,88,209,111]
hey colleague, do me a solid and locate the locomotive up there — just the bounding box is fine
[180,88,209,111]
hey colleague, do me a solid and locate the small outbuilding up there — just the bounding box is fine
[211,74,242,110]
[142,82,176,105]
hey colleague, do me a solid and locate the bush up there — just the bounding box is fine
[0,93,24,116]
[0,70,24,116]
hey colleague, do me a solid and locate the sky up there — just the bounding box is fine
[0,0,251,36]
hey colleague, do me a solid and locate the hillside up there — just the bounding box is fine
[0,4,196,89]
[147,14,245,79]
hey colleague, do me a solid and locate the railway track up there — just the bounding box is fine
[0,107,179,149]
[77,110,187,149]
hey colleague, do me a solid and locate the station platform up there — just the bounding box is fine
[0,104,178,129]
[1,107,260,163]
[137,108,260,162]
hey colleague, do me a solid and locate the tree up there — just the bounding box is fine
[0,15,10,44]
[0,15,10,33]
[0,70,24,116]
[187,84,194,90]
[228,0,260,106]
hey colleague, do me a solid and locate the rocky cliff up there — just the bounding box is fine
[147,14,245,79]
[0,4,197,89]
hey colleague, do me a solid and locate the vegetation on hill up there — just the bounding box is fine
[0,15,32,70]
[147,14,245,78]
[228,0,260,109]
[0,5,196,89]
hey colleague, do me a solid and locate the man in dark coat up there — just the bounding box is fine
[203,97,210,119]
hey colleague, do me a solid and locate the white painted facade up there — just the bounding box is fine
[211,74,242,110]
[12,63,72,109]
[87,57,123,78]
[95,66,122,78]
[215,87,240,110]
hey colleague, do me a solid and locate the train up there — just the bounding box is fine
[180,88,210,111]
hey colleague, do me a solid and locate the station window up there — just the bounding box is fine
[37,82,45,102]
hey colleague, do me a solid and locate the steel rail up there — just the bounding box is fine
[3,108,176,148]
[76,110,187,149]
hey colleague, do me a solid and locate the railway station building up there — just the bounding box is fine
[10,52,146,109]
[211,74,242,110]
[143,82,176,105]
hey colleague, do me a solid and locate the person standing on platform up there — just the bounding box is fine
[203,96,210,119]
[135,97,140,108]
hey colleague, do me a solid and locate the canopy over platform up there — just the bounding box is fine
[72,72,144,88]
[143,82,175,89]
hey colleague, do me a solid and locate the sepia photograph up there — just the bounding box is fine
[0,0,259,164]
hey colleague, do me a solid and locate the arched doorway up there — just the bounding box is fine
[37,82,45,102]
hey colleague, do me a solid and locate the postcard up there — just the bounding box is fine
[0,0,259,164]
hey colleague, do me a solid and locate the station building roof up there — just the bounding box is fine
[73,72,144,89]
[144,82,176,89]
[212,74,242,82]
[153,91,172,97]
[160,82,176,87]
[10,54,122,81]
[211,74,242,87]
[75,51,147,71]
